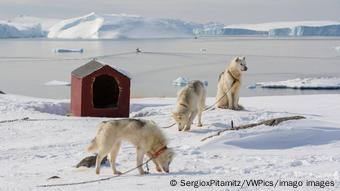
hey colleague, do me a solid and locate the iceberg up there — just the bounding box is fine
[172,77,208,87]
[48,12,200,39]
[334,46,340,52]
[172,77,189,86]
[0,15,59,38]
[253,77,340,90]
[1,13,340,38]
[198,21,340,37]
[0,21,44,38]
[54,48,84,53]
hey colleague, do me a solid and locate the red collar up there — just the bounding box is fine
[149,146,167,158]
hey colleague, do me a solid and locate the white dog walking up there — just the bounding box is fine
[172,80,206,131]
[216,56,248,110]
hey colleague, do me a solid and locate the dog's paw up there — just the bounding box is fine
[197,123,203,127]
[114,170,122,175]
[232,105,244,111]
[156,167,162,172]
[140,171,150,175]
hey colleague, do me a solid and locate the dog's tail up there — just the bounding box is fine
[86,138,98,153]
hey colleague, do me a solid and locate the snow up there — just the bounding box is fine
[1,93,340,190]
[44,80,71,86]
[335,46,340,52]
[254,77,340,90]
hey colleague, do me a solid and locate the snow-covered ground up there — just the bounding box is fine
[254,77,340,90]
[1,13,340,38]
[1,93,340,190]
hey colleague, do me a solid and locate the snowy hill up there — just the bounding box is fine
[1,94,340,190]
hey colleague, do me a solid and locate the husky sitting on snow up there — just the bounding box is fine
[216,56,248,110]
[172,80,206,131]
[87,119,175,175]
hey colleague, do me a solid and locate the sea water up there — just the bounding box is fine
[0,37,339,99]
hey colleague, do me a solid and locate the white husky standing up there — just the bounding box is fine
[172,80,206,131]
[86,119,175,175]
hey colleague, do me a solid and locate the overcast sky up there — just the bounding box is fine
[0,0,339,24]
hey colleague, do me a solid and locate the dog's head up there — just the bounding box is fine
[172,109,190,131]
[156,147,175,173]
[228,56,247,79]
[233,56,247,71]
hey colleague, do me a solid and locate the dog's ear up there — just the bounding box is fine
[235,57,240,62]
[242,56,246,60]
[167,147,175,160]
[172,112,180,119]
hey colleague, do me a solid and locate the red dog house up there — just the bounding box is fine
[71,60,130,117]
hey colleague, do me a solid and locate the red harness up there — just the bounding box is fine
[149,146,167,158]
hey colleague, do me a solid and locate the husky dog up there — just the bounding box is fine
[172,80,206,131]
[216,56,248,110]
[86,119,175,175]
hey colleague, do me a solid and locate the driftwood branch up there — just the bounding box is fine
[201,116,305,142]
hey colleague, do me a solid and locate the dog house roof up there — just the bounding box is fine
[72,59,131,79]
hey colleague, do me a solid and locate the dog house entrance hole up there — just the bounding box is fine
[93,75,119,109]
